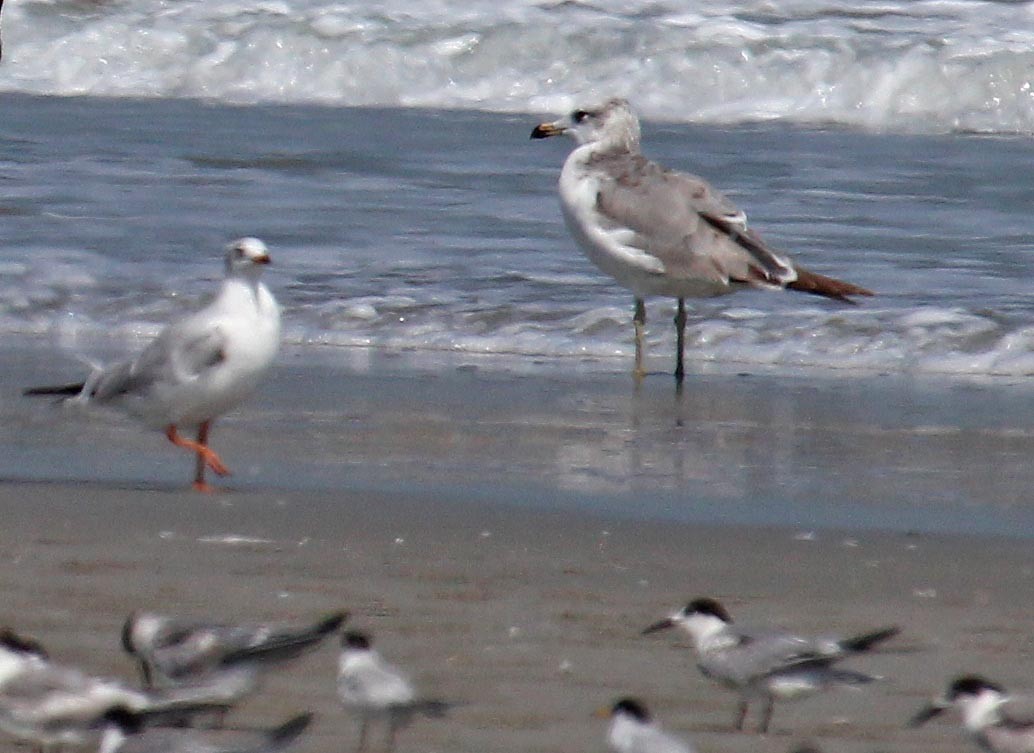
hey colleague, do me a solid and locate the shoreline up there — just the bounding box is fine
[6,338,1034,538]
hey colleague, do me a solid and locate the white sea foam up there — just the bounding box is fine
[1,0,1033,132]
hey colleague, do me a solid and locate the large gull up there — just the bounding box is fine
[24,238,281,492]
[531,98,873,382]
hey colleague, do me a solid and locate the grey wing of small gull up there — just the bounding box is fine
[591,153,795,286]
[86,326,226,404]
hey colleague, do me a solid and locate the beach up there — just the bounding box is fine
[3,2,1034,752]
[5,338,1034,753]
[1,475,1031,753]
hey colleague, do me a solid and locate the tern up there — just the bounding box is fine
[0,628,221,751]
[532,98,872,383]
[597,698,696,753]
[337,631,450,753]
[642,597,898,732]
[121,610,347,712]
[910,675,1034,753]
[24,237,281,492]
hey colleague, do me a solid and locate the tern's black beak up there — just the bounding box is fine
[641,617,676,636]
[530,122,565,139]
[907,702,946,728]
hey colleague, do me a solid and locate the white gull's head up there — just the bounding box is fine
[225,236,271,277]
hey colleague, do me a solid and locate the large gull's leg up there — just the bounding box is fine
[633,298,646,381]
[674,297,687,383]
[165,424,230,492]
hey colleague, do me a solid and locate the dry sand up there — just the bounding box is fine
[1,480,1032,753]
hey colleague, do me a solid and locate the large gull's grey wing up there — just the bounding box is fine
[592,153,794,286]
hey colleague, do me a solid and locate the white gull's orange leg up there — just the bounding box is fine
[164,423,230,493]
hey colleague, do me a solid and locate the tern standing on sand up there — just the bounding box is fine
[642,597,898,733]
[337,631,450,753]
[599,698,697,753]
[910,675,1034,753]
[25,238,281,492]
[532,98,872,382]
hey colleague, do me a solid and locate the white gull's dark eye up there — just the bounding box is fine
[573,109,590,123]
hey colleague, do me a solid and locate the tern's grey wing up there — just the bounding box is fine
[113,713,311,753]
[339,661,415,709]
[715,626,833,682]
[592,153,795,286]
[997,696,1034,729]
[629,726,695,753]
[219,613,346,667]
[111,729,221,753]
[147,623,263,679]
[0,667,145,723]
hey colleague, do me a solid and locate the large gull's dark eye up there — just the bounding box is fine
[573,109,590,123]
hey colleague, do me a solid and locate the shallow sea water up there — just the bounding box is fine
[2,91,1034,536]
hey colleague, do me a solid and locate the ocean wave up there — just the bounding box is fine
[11,287,1034,380]
[1,0,1032,133]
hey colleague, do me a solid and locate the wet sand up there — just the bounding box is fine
[0,480,1032,753]
[8,340,1034,536]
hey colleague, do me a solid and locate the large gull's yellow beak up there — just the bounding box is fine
[530,122,565,139]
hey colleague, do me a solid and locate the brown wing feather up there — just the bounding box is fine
[787,266,875,302]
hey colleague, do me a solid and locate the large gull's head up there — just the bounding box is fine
[531,98,641,153]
